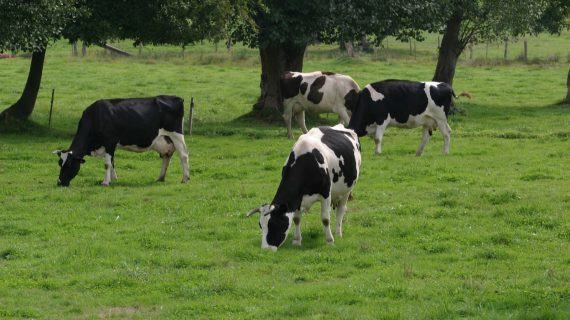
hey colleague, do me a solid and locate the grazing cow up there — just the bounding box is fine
[247,124,361,251]
[53,95,189,186]
[348,79,470,156]
[281,71,360,139]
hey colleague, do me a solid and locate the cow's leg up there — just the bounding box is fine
[292,210,303,246]
[111,157,118,180]
[102,153,114,186]
[321,197,334,244]
[437,120,452,155]
[335,194,349,237]
[167,132,190,183]
[338,108,350,126]
[374,122,388,155]
[283,108,294,139]
[156,154,172,182]
[416,127,431,156]
[295,110,308,134]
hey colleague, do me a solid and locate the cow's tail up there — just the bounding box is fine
[452,90,473,99]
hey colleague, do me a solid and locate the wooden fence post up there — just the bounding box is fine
[188,97,194,136]
[523,39,528,61]
[48,89,55,128]
[72,42,78,56]
[504,39,508,60]
[82,42,87,56]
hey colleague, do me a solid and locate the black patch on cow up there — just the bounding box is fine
[273,149,331,212]
[344,89,359,111]
[300,82,308,95]
[348,80,430,137]
[318,127,358,187]
[312,148,324,164]
[322,71,336,75]
[430,82,454,116]
[332,168,339,183]
[307,76,326,104]
[266,204,290,247]
[281,72,303,100]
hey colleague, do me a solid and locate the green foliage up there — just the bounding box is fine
[428,0,569,46]
[232,0,436,49]
[0,0,77,52]
[325,0,434,44]
[67,0,243,47]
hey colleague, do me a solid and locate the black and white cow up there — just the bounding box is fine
[53,95,189,186]
[281,71,360,139]
[247,124,361,251]
[348,80,470,156]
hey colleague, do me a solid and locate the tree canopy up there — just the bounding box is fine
[0,0,77,53]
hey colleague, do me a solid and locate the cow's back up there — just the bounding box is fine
[282,71,359,109]
[298,125,361,191]
[85,96,184,149]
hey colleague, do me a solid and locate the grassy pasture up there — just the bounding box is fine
[0,36,569,319]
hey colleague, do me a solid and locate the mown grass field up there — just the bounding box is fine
[0,35,569,319]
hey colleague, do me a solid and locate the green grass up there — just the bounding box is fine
[0,36,569,319]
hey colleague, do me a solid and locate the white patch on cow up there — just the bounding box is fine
[90,147,106,158]
[365,84,385,102]
[301,194,323,212]
[366,123,377,136]
[423,82,441,107]
[60,151,70,166]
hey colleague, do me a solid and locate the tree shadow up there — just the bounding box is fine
[0,118,72,139]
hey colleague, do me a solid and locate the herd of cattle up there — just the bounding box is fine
[54,71,469,251]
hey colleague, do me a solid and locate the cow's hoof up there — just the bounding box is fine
[156,177,165,182]
[101,182,110,187]
[292,239,302,246]
[181,177,189,183]
[415,152,423,157]
[326,238,335,245]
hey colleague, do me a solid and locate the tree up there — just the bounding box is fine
[431,0,569,86]
[233,0,431,115]
[566,68,570,104]
[1,0,243,124]
[0,0,76,121]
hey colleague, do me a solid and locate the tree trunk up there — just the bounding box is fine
[433,12,464,86]
[82,42,87,56]
[253,43,306,114]
[503,39,508,60]
[72,42,78,56]
[566,70,570,103]
[523,39,528,61]
[345,41,355,57]
[0,50,46,121]
[566,68,570,103]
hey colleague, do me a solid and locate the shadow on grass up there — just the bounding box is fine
[0,118,72,139]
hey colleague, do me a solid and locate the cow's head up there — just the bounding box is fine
[247,203,294,251]
[53,150,84,186]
